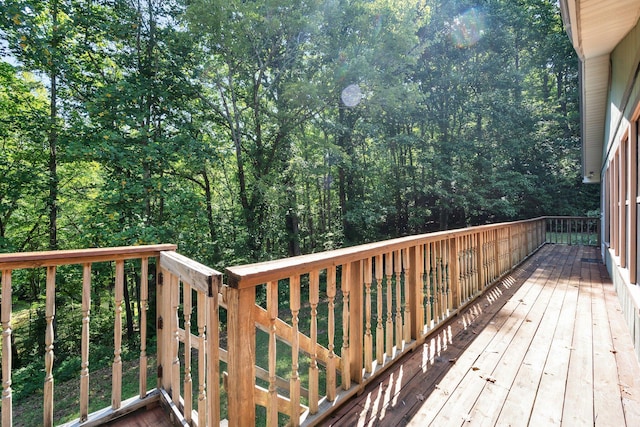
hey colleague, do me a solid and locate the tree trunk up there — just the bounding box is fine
[203,168,217,259]
[48,0,59,251]
[286,172,301,256]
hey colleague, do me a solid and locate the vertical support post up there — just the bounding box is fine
[507,227,513,271]
[408,246,424,340]
[267,281,278,426]
[80,263,91,421]
[171,274,180,407]
[431,243,440,322]
[326,267,337,401]
[44,266,56,427]
[493,229,500,281]
[289,274,301,427]
[363,259,373,373]
[139,258,148,398]
[568,218,573,245]
[348,260,363,385]
[546,218,549,244]
[207,276,221,427]
[226,285,256,427]
[309,271,319,414]
[374,255,384,364]
[402,248,411,343]
[197,292,207,425]
[112,260,124,410]
[341,263,351,390]
[450,237,459,310]
[384,253,393,357]
[496,229,501,278]
[477,232,485,290]
[436,242,444,318]
[463,235,470,299]
[183,283,193,423]
[289,276,301,427]
[425,243,432,328]
[2,269,13,427]
[394,251,403,351]
[157,268,172,392]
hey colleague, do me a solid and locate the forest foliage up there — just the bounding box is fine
[1,0,597,267]
[0,0,599,413]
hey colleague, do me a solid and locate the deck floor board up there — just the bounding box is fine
[327,245,640,427]
[106,404,174,427]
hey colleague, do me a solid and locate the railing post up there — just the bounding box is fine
[2,270,13,427]
[507,226,513,270]
[139,258,148,399]
[493,229,500,280]
[227,285,256,427]
[289,276,301,427]
[170,272,181,407]
[348,260,363,385]
[476,232,485,290]
[44,266,56,427]
[80,263,91,421]
[408,246,423,340]
[156,268,172,392]
[341,263,351,390]
[112,260,124,410]
[450,237,460,309]
[326,266,338,401]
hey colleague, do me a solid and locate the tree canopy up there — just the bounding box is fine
[1,0,598,266]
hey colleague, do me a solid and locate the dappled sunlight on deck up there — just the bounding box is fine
[324,245,640,426]
[327,245,640,426]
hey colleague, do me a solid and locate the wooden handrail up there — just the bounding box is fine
[226,218,545,289]
[0,244,177,427]
[0,244,177,269]
[544,216,600,246]
[223,217,556,426]
[0,217,600,427]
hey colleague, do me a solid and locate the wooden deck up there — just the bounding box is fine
[326,244,640,426]
[106,404,174,427]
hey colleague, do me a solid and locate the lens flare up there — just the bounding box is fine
[450,8,486,48]
[341,84,362,107]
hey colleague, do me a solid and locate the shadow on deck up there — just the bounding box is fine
[0,219,614,426]
[325,245,640,426]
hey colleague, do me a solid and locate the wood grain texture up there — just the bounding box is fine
[326,245,640,427]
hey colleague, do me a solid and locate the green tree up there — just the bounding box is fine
[0,62,48,252]
[187,0,330,258]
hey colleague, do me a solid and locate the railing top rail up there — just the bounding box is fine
[544,216,600,221]
[0,244,177,270]
[226,217,548,289]
[159,251,222,296]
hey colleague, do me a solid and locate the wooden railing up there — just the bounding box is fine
[0,217,600,426]
[0,245,224,427]
[545,216,600,246]
[155,251,223,426]
[223,218,547,426]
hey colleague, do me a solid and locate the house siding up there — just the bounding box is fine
[603,18,640,358]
